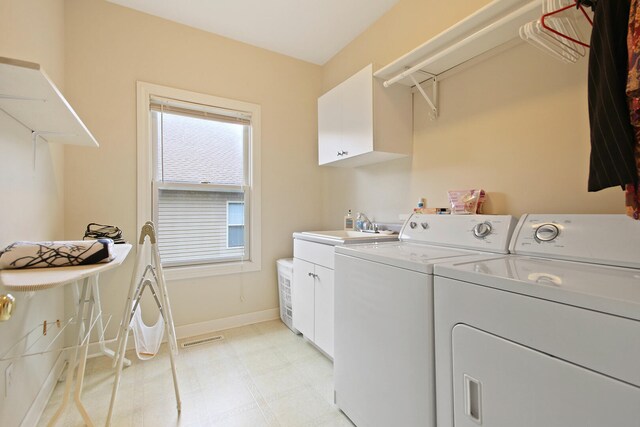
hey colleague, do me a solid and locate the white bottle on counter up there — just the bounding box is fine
[344,210,354,230]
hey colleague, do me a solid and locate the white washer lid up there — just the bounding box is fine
[335,242,499,274]
[435,256,640,321]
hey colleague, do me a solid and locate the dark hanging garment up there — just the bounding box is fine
[587,0,637,192]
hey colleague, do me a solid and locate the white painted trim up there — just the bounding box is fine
[175,308,280,339]
[21,353,66,427]
[136,81,262,278]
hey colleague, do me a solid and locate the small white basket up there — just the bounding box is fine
[276,258,299,334]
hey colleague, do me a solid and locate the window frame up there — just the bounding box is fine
[137,81,261,280]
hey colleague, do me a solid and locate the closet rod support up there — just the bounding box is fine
[31,131,76,170]
[409,74,438,120]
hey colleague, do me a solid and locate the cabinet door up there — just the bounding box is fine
[340,64,373,160]
[318,86,343,165]
[292,258,315,340]
[452,325,640,427]
[313,265,334,358]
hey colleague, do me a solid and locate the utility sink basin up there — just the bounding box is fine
[296,229,398,245]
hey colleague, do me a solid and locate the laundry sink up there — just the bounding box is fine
[297,229,398,245]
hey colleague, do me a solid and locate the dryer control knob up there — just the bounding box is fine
[473,222,492,238]
[421,222,429,230]
[409,222,417,229]
[535,223,559,242]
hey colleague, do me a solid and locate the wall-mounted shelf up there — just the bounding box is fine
[0,56,98,147]
[374,0,540,117]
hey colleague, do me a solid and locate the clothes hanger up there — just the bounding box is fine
[541,0,593,48]
[575,0,597,12]
[521,20,581,63]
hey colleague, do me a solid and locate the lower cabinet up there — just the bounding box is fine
[292,240,335,358]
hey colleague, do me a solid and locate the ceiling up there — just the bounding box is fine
[106,0,400,65]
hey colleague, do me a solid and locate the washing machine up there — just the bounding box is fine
[333,213,517,427]
[434,214,640,427]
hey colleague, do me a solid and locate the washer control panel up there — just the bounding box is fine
[399,214,516,253]
[510,214,640,268]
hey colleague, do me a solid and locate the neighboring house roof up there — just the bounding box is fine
[158,112,244,185]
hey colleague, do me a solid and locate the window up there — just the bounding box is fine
[227,202,244,248]
[137,82,261,279]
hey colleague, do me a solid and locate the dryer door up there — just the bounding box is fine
[451,324,640,427]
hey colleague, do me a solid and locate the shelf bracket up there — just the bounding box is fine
[32,131,44,170]
[409,73,438,120]
[31,131,75,170]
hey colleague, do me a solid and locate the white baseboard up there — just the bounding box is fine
[22,353,66,427]
[175,308,280,339]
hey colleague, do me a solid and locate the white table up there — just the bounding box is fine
[0,244,132,427]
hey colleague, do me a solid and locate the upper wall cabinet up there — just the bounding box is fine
[0,56,98,147]
[318,64,412,167]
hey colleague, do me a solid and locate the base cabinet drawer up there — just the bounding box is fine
[294,239,334,269]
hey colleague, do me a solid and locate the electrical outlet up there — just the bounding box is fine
[5,363,14,397]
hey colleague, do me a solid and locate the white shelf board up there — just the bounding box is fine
[0,56,98,147]
[374,0,541,86]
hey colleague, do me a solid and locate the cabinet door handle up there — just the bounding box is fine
[337,150,348,157]
[308,272,317,278]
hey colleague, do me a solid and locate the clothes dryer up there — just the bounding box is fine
[334,213,516,427]
[434,214,640,427]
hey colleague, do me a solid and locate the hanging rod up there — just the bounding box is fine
[382,1,539,89]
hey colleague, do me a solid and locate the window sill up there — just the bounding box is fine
[163,259,261,281]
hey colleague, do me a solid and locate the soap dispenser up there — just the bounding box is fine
[344,210,354,230]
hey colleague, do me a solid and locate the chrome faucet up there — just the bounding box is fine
[356,212,374,232]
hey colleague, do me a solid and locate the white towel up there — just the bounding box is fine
[0,239,114,269]
[130,300,165,360]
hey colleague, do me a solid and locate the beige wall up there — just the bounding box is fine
[63,0,324,330]
[0,1,66,425]
[2,0,623,423]
[320,0,623,228]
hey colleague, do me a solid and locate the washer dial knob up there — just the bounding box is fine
[535,223,559,242]
[473,222,492,238]
[421,222,429,230]
[409,222,417,229]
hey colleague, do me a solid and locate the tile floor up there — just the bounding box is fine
[38,320,354,426]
